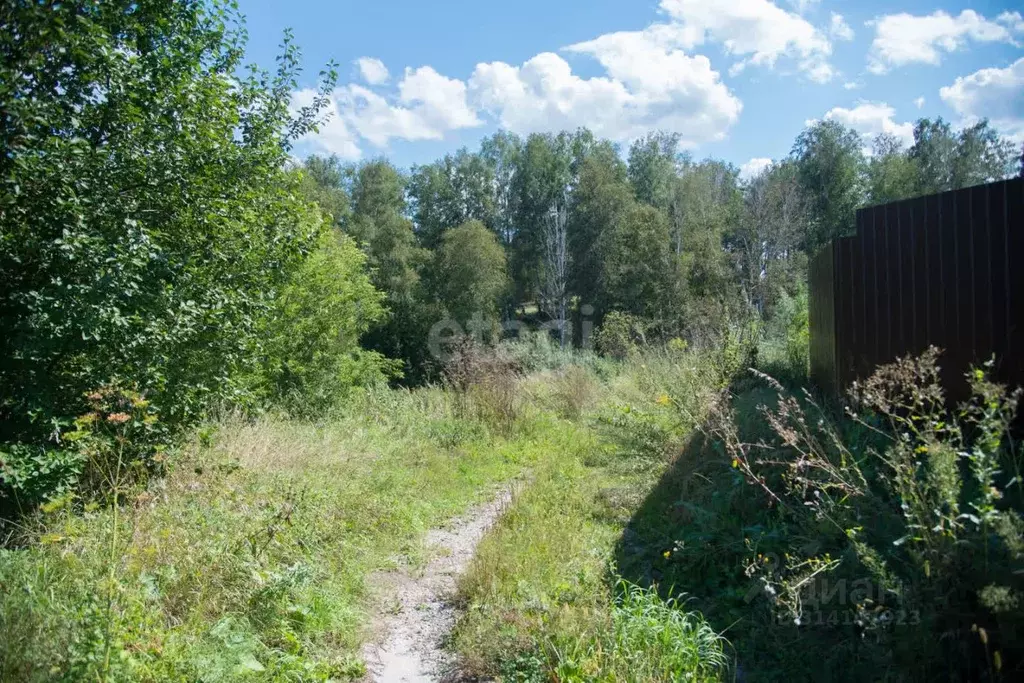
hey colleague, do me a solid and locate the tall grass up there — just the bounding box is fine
[0,386,547,681]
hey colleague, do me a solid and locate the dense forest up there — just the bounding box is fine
[304,113,1021,384]
[2,2,1024,682]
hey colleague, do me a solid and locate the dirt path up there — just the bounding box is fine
[362,486,513,682]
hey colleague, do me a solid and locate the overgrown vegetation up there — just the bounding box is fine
[2,2,1021,682]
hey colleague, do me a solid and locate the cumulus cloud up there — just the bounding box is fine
[290,88,361,160]
[296,0,858,154]
[830,13,854,41]
[470,45,742,146]
[819,102,914,147]
[914,96,925,109]
[657,0,835,81]
[739,157,773,180]
[867,10,1024,74]
[940,57,1024,141]
[355,57,389,85]
[340,66,481,147]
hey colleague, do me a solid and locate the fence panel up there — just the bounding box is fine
[809,177,1024,402]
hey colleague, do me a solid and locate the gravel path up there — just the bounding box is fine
[362,487,513,682]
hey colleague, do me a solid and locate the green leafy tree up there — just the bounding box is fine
[627,131,682,210]
[909,118,958,194]
[479,131,524,247]
[737,160,808,315]
[598,204,675,320]
[0,0,334,446]
[567,147,632,315]
[909,117,1016,194]
[299,155,352,229]
[793,120,865,252]
[344,160,432,381]
[866,133,920,205]
[950,120,1018,188]
[409,149,497,248]
[260,233,397,415]
[511,133,572,302]
[431,220,509,330]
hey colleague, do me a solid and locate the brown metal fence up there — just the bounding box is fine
[809,176,1024,402]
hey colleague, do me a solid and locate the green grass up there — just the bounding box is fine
[0,386,555,681]
[0,347,739,682]
[451,352,732,682]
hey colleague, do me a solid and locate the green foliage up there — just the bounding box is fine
[0,1,407,511]
[568,146,632,312]
[546,581,726,683]
[595,312,646,360]
[298,155,352,229]
[793,120,864,252]
[867,133,920,205]
[339,160,434,383]
[431,220,509,328]
[911,117,1018,194]
[409,149,498,248]
[259,233,398,416]
[599,204,675,320]
[627,132,682,210]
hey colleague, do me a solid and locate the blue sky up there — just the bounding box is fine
[238,0,1024,175]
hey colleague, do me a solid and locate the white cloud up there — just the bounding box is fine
[355,57,389,85]
[786,0,818,14]
[829,13,854,41]
[843,80,862,90]
[290,88,361,159]
[940,57,1024,141]
[338,66,481,147]
[998,11,1024,34]
[657,0,835,81]
[470,43,742,146]
[739,157,773,180]
[819,102,914,147]
[914,96,925,109]
[867,10,1024,74]
[297,0,860,153]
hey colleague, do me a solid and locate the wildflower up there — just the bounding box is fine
[106,412,131,424]
[655,393,671,406]
[662,550,671,559]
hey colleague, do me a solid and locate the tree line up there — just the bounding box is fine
[309,117,1019,380]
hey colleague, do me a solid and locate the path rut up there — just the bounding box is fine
[362,487,513,682]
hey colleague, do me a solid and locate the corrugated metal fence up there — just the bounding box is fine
[809,176,1024,401]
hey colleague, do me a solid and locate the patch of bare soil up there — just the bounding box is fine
[361,487,513,682]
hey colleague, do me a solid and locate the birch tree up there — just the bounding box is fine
[541,195,569,346]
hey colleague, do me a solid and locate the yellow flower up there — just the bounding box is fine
[655,393,671,406]
[662,550,671,559]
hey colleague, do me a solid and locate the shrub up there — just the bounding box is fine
[595,312,646,360]
[258,232,399,417]
[0,1,372,508]
[443,338,523,433]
